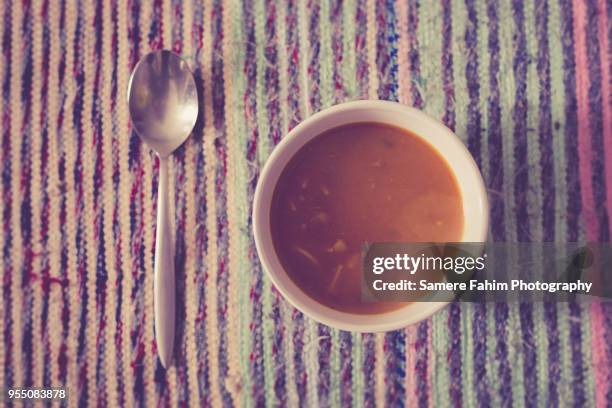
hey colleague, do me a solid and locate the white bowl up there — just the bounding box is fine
[253,100,489,332]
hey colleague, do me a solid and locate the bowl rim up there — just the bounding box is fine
[252,100,489,332]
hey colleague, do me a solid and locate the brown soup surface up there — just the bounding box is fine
[270,122,463,314]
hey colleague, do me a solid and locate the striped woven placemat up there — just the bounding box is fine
[1,0,611,406]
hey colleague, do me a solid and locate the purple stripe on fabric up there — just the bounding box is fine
[240,0,265,405]
[39,0,53,391]
[472,303,489,406]
[511,0,530,240]
[339,331,353,407]
[585,0,611,241]
[292,311,307,408]
[307,0,321,112]
[415,321,429,408]
[485,3,511,404]
[559,0,581,242]
[440,0,455,130]
[57,0,70,387]
[210,1,232,405]
[170,0,182,54]
[190,1,211,405]
[534,3,561,405]
[448,303,462,407]
[558,3,587,403]
[19,0,35,389]
[264,0,282,145]
[270,290,287,406]
[375,0,399,101]
[464,0,482,168]
[109,0,126,404]
[126,0,147,404]
[487,2,513,404]
[519,302,537,406]
[317,324,332,407]
[70,2,91,405]
[354,0,368,98]
[407,0,422,108]
[511,2,539,405]
[493,304,513,407]
[92,0,110,404]
[486,0,505,241]
[330,0,346,102]
[1,0,13,390]
[535,0,555,243]
[149,0,164,51]
[362,334,376,408]
[568,301,586,407]
[544,301,560,406]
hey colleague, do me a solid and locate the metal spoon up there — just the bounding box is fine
[127,50,198,368]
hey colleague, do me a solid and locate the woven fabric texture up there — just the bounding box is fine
[1,0,611,406]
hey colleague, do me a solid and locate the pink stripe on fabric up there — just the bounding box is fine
[572,0,596,236]
[572,1,609,407]
[598,0,612,238]
[396,0,411,106]
[595,0,612,403]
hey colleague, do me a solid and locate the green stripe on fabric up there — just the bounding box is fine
[225,0,252,406]
[525,0,544,242]
[431,310,451,408]
[342,0,357,100]
[475,0,490,183]
[255,0,271,160]
[498,0,517,245]
[415,0,444,119]
[253,0,276,404]
[579,309,596,407]
[319,0,333,109]
[546,1,572,403]
[276,0,289,138]
[547,0,567,243]
[352,336,364,408]
[523,1,548,405]
[497,0,527,404]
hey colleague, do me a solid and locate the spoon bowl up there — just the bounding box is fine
[128,50,198,157]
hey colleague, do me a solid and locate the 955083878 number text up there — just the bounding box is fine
[3,388,67,401]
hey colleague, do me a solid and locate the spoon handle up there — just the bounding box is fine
[154,156,175,368]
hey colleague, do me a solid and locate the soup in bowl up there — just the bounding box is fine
[253,100,488,332]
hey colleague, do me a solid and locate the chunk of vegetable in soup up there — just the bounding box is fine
[270,123,463,314]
